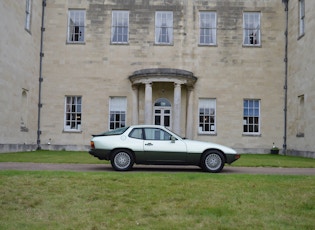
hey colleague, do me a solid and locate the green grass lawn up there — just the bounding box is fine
[0,171,314,230]
[0,151,314,229]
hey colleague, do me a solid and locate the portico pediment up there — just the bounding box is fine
[129,68,197,86]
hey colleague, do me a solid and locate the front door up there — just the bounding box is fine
[142,127,187,163]
[154,98,172,128]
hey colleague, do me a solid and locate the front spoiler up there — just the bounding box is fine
[225,154,241,164]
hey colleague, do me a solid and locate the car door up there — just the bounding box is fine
[142,128,187,163]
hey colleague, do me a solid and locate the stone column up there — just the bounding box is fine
[144,82,152,124]
[186,86,194,139]
[173,83,181,134]
[131,85,139,125]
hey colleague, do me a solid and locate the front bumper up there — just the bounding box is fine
[225,154,241,164]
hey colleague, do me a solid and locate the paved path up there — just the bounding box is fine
[0,162,314,175]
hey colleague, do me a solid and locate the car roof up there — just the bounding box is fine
[128,125,167,129]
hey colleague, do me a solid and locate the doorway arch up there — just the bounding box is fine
[129,68,197,137]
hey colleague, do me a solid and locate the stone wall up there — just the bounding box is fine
[0,0,42,152]
[286,1,315,157]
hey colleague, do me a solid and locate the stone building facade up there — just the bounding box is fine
[0,0,314,158]
[286,0,315,158]
[0,0,42,152]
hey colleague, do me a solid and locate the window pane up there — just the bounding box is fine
[112,11,129,43]
[198,99,216,133]
[199,12,216,45]
[155,12,173,44]
[68,10,85,42]
[155,116,161,125]
[243,12,260,45]
[243,99,260,134]
[164,116,170,127]
[109,97,127,130]
[64,96,82,131]
[129,128,143,139]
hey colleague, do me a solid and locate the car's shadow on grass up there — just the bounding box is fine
[131,165,203,173]
[101,164,242,173]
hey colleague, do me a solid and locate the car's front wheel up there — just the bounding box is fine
[111,149,134,171]
[201,150,225,173]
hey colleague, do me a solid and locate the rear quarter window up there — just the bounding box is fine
[129,128,143,139]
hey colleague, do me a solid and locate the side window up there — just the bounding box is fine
[243,12,261,46]
[144,128,171,141]
[67,10,85,43]
[129,128,143,139]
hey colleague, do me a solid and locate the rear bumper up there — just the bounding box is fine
[225,154,241,164]
[89,149,111,160]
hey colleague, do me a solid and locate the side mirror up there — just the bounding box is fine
[171,136,176,143]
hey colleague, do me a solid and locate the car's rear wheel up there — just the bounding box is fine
[201,150,225,173]
[111,149,134,171]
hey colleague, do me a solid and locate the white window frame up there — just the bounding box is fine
[64,96,82,132]
[243,99,260,135]
[198,98,216,134]
[111,10,129,44]
[155,11,173,45]
[299,0,305,37]
[67,10,85,43]
[243,12,261,46]
[199,12,217,46]
[25,0,32,32]
[109,97,127,130]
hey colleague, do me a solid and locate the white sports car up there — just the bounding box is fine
[89,125,240,173]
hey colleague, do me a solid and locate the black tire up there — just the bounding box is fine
[201,150,225,173]
[110,149,134,171]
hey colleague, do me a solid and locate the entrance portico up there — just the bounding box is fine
[129,68,197,138]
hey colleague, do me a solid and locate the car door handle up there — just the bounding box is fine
[145,143,153,146]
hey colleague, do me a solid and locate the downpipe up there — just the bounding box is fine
[37,0,46,150]
[282,0,289,155]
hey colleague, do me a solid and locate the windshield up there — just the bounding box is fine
[165,127,184,140]
[93,127,129,137]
